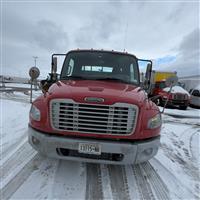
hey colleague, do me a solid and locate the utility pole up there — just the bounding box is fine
[30,56,38,103]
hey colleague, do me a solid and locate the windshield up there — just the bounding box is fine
[155,82,167,89]
[60,51,139,85]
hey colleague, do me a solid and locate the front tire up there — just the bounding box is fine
[159,99,165,107]
[179,105,187,110]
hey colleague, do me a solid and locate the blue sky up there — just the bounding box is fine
[154,56,176,67]
[138,55,176,72]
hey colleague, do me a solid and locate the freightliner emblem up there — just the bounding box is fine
[84,97,105,103]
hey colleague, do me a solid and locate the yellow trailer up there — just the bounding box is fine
[153,71,177,82]
[148,71,177,95]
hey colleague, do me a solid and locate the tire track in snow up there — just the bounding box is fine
[1,134,27,165]
[162,126,199,182]
[0,154,43,200]
[10,158,59,199]
[125,165,140,199]
[163,113,200,119]
[0,142,36,184]
[108,165,131,200]
[132,164,155,200]
[0,94,30,104]
[52,160,86,199]
[150,158,199,199]
[190,131,200,162]
[140,162,170,200]
[180,127,200,161]
[163,118,200,127]
[161,142,200,185]
[85,163,103,200]
[100,164,113,199]
[159,122,200,198]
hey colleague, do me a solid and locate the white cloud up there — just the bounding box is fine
[33,20,68,52]
[1,1,199,78]
[160,28,200,76]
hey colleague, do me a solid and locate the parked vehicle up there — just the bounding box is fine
[149,71,190,110]
[148,70,177,95]
[28,49,162,165]
[159,84,190,109]
[189,85,200,108]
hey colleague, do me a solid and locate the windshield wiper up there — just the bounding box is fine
[95,77,129,84]
[60,75,85,80]
[61,76,130,84]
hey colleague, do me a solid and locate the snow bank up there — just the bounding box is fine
[0,99,31,161]
[194,84,200,90]
[160,106,200,119]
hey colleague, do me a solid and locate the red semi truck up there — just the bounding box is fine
[28,49,162,164]
[149,71,190,110]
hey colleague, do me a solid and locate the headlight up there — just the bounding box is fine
[30,104,41,121]
[184,94,189,99]
[147,113,162,129]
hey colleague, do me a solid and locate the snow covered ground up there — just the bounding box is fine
[0,91,199,200]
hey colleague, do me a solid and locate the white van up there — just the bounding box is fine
[189,85,200,108]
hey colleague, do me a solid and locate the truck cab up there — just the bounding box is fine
[28,49,161,164]
[153,80,190,110]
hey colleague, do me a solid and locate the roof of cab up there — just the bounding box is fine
[67,49,137,58]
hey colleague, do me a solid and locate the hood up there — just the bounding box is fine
[47,80,145,106]
[163,86,190,95]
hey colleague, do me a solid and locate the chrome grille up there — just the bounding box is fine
[173,94,187,100]
[50,99,138,135]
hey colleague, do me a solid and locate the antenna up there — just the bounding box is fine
[33,56,38,67]
[123,21,128,52]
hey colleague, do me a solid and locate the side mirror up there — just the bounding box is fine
[52,57,57,74]
[51,56,58,82]
[144,63,152,91]
[145,63,152,81]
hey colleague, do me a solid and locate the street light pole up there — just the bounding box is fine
[31,56,38,103]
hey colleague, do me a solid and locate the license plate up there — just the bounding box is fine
[78,143,101,155]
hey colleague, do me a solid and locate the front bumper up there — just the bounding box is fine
[162,98,189,106]
[28,126,160,165]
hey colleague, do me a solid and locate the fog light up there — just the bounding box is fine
[32,136,40,145]
[143,148,153,156]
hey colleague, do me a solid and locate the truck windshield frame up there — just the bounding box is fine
[60,51,140,85]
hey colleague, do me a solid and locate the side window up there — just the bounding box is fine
[67,59,74,76]
[81,66,113,73]
[92,66,102,72]
[103,67,113,72]
[130,64,137,83]
[160,82,166,89]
